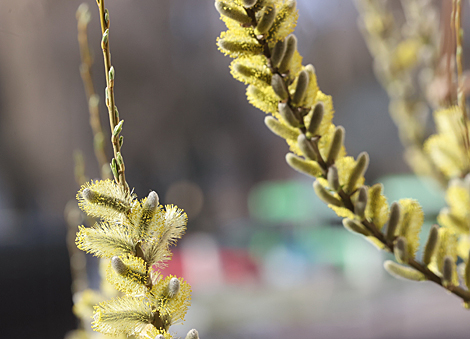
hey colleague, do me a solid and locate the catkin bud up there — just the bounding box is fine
[327,165,340,191]
[185,329,200,339]
[394,236,409,264]
[384,260,425,281]
[82,188,129,214]
[155,335,165,339]
[442,255,454,287]
[271,74,289,100]
[292,70,309,106]
[423,224,439,266]
[278,34,297,74]
[346,152,369,193]
[255,4,276,35]
[139,191,159,235]
[215,1,252,24]
[111,256,128,275]
[308,102,324,135]
[297,134,317,160]
[326,126,344,165]
[354,186,368,219]
[313,180,342,207]
[279,102,299,127]
[271,40,286,69]
[386,202,401,242]
[264,116,299,140]
[342,218,370,236]
[164,277,181,299]
[286,153,321,177]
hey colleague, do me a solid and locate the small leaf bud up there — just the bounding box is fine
[119,135,124,148]
[108,66,115,83]
[271,74,289,101]
[116,152,123,166]
[326,126,344,165]
[279,102,299,127]
[111,158,118,179]
[313,180,343,207]
[394,236,409,264]
[354,186,368,219]
[327,165,340,191]
[101,29,109,50]
[185,329,200,339]
[271,40,286,69]
[423,224,439,266]
[386,202,401,242]
[297,134,317,160]
[215,1,252,24]
[111,256,128,275]
[384,260,425,281]
[346,152,370,193]
[104,8,109,27]
[308,102,324,135]
[278,34,297,74]
[113,120,124,137]
[442,255,454,287]
[286,153,322,177]
[292,70,309,106]
[342,218,370,236]
[255,4,276,35]
[114,106,120,120]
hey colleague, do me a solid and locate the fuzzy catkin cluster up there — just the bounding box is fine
[215,0,470,305]
[75,179,192,338]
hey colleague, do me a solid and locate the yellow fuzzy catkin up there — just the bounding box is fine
[138,191,159,237]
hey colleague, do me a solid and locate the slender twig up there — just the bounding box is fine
[245,5,470,304]
[77,4,110,179]
[96,0,129,192]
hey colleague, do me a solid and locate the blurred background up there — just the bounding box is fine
[1,0,470,338]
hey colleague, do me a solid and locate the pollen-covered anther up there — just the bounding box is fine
[111,256,128,275]
[255,4,276,35]
[215,1,252,24]
[185,329,200,339]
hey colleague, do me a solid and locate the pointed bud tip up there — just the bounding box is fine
[185,329,199,339]
[111,256,127,275]
[82,188,94,201]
